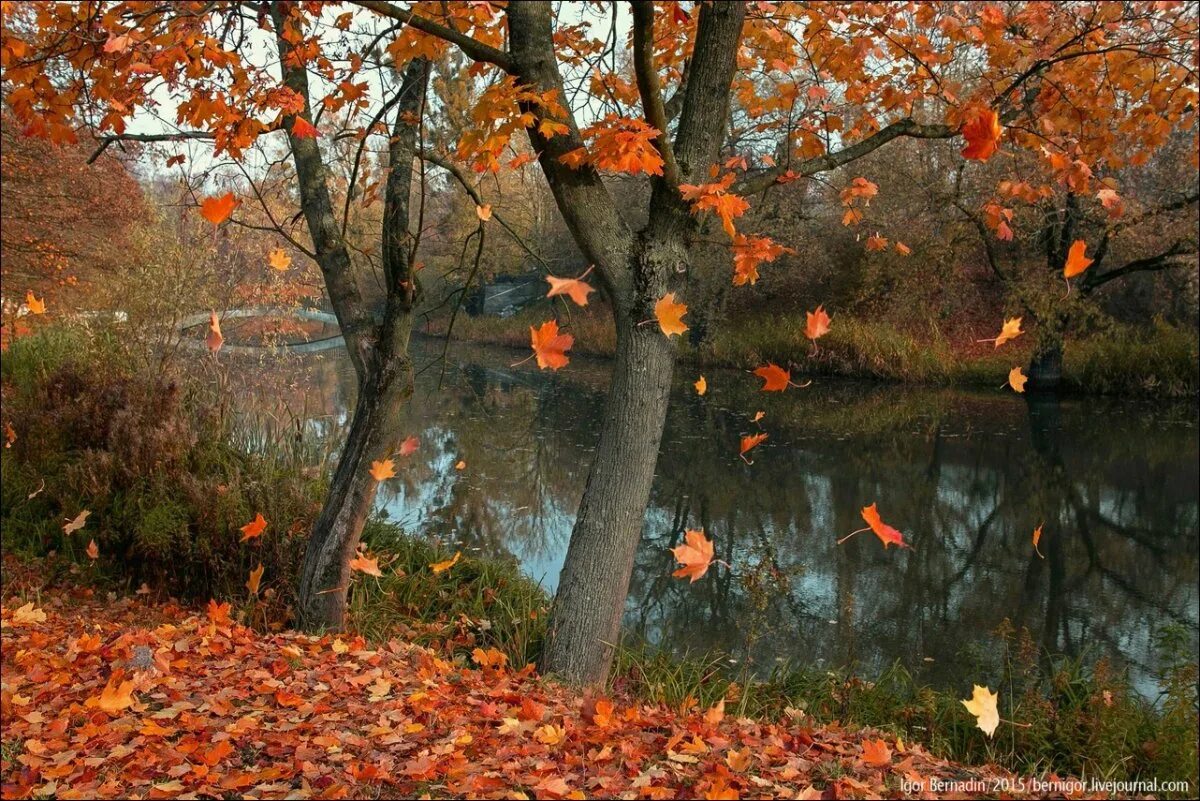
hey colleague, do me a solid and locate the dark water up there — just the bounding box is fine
[230,337,1199,694]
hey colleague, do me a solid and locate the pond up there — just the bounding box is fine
[227,336,1199,695]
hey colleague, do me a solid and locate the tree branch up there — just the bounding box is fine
[87,131,215,164]
[352,0,513,73]
[630,1,679,188]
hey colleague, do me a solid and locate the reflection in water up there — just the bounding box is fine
[227,338,1199,694]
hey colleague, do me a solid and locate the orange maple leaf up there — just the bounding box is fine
[349,551,383,577]
[1063,239,1093,278]
[291,117,320,138]
[805,305,831,341]
[961,108,1002,161]
[430,551,461,574]
[24,290,46,314]
[239,512,267,542]
[1008,366,1028,393]
[753,363,791,391]
[1032,524,1045,559]
[545,270,595,306]
[839,503,909,549]
[86,539,99,560]
[671,529,715,582]
[399,435,420,457]
[206,311,224,353]
[861,738,892,767]
[267,248,292,271]
[199,192,238,225]
[369,458,396,481]
[654,293,689,337]
[739,432,767,463]
[475,203,492,221]
[865,233,888,251]
[694,375,707,395]
[986,317,1024,348]
[246,563,264,595]
[95,669,136,714]
[530,320,574,369]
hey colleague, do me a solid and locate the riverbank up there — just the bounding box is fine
[2,325,1197,795]
[423,308,1200,397]
[0,572,1108,801]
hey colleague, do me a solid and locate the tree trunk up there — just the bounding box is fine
[539,306,677,682]
[1027,330,1064,393]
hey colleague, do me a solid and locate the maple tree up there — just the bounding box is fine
[3,0,1196,691]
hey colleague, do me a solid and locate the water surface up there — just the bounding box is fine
[228,337,1199,694]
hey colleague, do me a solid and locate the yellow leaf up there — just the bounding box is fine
[961,685,1000,737]
[10,602,47,626]
[992,317,1024,348]
[25,291,46,315]
[654,293,688,337]
[1008,366,1028,393]
[95,670,136,714]
[369,459,396,481]
[430,551,461,574]
[694,376,707,396]
[267,248,292,271]
[349,551,383,577]
[63,509,90,535]
[246,563,264,595]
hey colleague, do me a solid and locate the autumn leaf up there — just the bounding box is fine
[545,270,595,306]
[865,233,888,251]
[753,363,791,391]
[246,563,264,595]
[63,509,90,535]
[349,551,383,577]
[369,458,396,481]
[430,551,461,574]
[455,459,467,470]
[961,108,1003,161]
[895,241,912,256]
[267,248,292,271]
[961,685,1000,737]
[399,435,420,457]
[475,203,492,221]
[654,293,689,337]
[739,432,767,463]
[291,117,320,138]
[861,738,892,767]
[1063,239,1093,278]
[1096,188,1124,217]
[805,305,831,341]
[1033,524,1045,559]
[4,422,15,448]
[839,503,909,549]
[239,512,267,542]
[95,669,136,714]
[1008,366,1028,393]
[25,290,46,314]
[726,746,752,772]
[530,320,574,369]
[10,602,46,625]
[199,192,238,225]
[694,375,707,395]
[985,317,1024,348]
[206,310,224,353]
[472,647,508,669]
[86,539,99,560]
[671,529,715,582]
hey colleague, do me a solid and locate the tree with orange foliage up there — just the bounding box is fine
[4,1,1196,687]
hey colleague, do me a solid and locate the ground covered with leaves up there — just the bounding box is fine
[1,582,1107,800]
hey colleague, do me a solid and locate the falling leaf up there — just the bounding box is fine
[1063,239,1093,278]
[654,293,689,337]
[545,272,595,306]
[369,458,396,481]
[398,435,420,457]
[245,563,264,595]
[671,529,715,582]
[530,320,574,370]
[1008,366,1028,393]
[430,551,461,574]
[349,551,383,577]
[10,602,46,625]
[1096,188,1124,217]
[991,317,1024,348]
[95,670,136,714]
[704,699,725,726]
[895,241,912,256]
[859,738,892,768]
[86,539,99,560]
[63,509,90,535]
[961,108,1002,161]
[239,513,267,542]
[805,305,831,341]
[726,746,752,772]
[206,311,223,353]
[961,685,1000,737]
[739,433,767,462]
[25,291,46,314]
[753,363,791,391]
[752,411,765,423]
[1032,524,1045,559]
[4,422,16,448]
[475,203,492,221]
[267,248,292,271]
[455,459,467,470]
[694,376,707,395]
[199,192,238,225]
[840,503,909,549]
[291,117,320,138]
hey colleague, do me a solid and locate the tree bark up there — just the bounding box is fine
[273,0,430,630]
[1027,332,1064,393]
